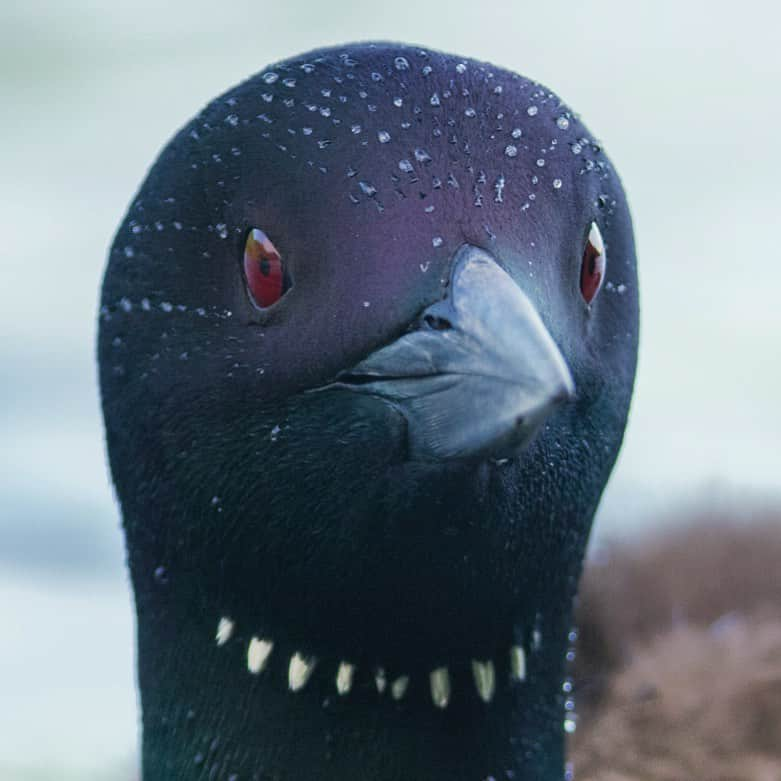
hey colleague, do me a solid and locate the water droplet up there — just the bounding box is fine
[359,181,377,197]
[511,128,522,139]
[300,62,315,74]
[394,56,410,71]
[422,65,432,76]
[536,158,545,167]
[553,178,562,189]
[494,175,505,203]
[377,130,391,143]
[262,72,279,84]
[556,116,570,130]
[432,236,443,247]
[123,246,134,258]
[456,62,467,74]
[216,223,228,238]
[319,107,331,117]
[282,78,296,88]
[398,159,414,173]
[414,148,432,163]
[302,127,313,136]
[527,105,539,116]
[430,93,441,106]
[153,566,168,584]
[351,124,362,134]
[504,145,518,158]
[464,107,476,117]
[493,85,503,94]
[393,97,403,108]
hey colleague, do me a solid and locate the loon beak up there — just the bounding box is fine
[333,244,575,461]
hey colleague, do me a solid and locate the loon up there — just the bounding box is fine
[98,41,638,781]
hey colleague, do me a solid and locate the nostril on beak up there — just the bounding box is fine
[423,314,453,331]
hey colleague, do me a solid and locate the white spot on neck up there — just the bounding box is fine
[430,667,451,708]
[510,645,526,682]
[336,662,355,695]
[391,675,410,700]
[375,667,387,694]
[215,617,234,646]
[471,659,496,703]
[288,653,317,691]
[247,637,274,674]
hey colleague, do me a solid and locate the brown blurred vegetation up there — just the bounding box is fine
[571,511,781,781]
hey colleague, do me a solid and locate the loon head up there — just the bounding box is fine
[99,41,638,781]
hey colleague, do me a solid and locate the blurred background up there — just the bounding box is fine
[1,1,779,779]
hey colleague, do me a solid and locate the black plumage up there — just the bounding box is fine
[99,42,638,781]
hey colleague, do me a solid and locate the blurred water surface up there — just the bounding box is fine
[1,1,779,778]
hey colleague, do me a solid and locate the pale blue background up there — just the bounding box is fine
[1,1,779,778]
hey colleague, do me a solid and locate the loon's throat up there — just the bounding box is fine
[136,596,580,781]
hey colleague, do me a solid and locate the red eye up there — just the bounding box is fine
[580,222,606,305]
[243,228,287,309]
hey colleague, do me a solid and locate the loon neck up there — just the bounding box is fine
[136,605,577,781]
